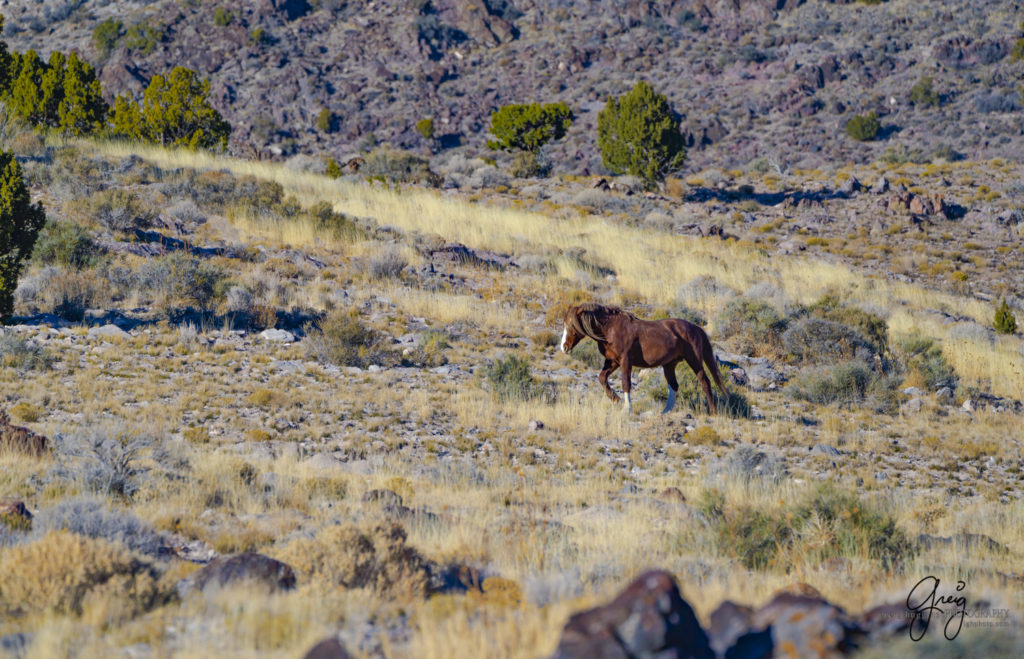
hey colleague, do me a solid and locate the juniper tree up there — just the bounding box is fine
[597,81,685,188]
[0,151,46,321]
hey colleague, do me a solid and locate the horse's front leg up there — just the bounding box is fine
[620,357,633,413]
[662,361,679,414]
[598,359,620,403]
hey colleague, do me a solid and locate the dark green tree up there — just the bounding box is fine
[597,81,685,187]
[8,50,48,126]
[58,53,108,135]
[487,102,572,154]
[112,67,231,150]
[316,107,334,133]
[0,16,13,93]
[995,299,1018,335]
[909,77,939,107]
[0,151,46,321]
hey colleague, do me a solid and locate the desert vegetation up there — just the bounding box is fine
[1,1,1023,657]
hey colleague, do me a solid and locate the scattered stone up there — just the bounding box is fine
[551,570,713,659]
[729,368,748,386]
[872,177,890,194]
[0,632,32,659]
[179,553,296,596]
[839,176,861,195]
[87,324,130,340]
[528,420,545,431]
[303,637,353,659]
[811,444,841,457]
[961,398,975,412]
[259,328,296,343]
[901,387,922,396]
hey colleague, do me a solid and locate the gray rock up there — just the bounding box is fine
[872,176,890,194]
[901,398,924,414]
[87,324,130,340]
[528,419,545,431]
[901,387,922,396]
[935,387,954,403]
[962,398,975,412]
[812,444,841,457]
[303,453,345,470]
[260,328,296,343]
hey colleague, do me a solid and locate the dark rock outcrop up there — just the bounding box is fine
[552,570,713,659]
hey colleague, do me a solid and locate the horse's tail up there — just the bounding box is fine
[701,331,728,396]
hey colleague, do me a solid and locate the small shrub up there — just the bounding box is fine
[567,338,604,369]
[511,151,544,178]
[31,497,168,558]
[716,298,788,357]
[38,268,104,321]
[0,531,163,618]
[845,112,880,141]
[688,426,722,446]
[213,6,234,26]
[32,220,100,269]
[122,22,165,55]
[362,147,438,185]
[89,189,156,234]
[92,18,123,58]
[715,445,786,483]
[249,28,268,45]
[50,428,166,499]
[909,76,940,107]
[974,92,1020,114]
[994,299,1018,335]
[367,250,407,280]
[805,295,889,357]
[787,361,873,406]
[407,331,450,368]
[415,117,434,140]
[273,523,430,598]
[9,402,43,423]
[305,311,387,368]
[134,252,227,311]
[316,108,335,133]
[487,353,537,402]
[782,317,874,365]
[325,157,343,179]
[898,335,956,390]
[0,334,52,370]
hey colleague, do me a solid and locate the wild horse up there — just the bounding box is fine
[560,304,728,414]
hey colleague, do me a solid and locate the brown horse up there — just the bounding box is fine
[560,304,728,414]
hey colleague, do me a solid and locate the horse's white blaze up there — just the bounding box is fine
[663,388,676,414]
[560,326,568,353]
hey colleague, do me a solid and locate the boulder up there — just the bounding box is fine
[707,601,773,659]
[0,411,48,457]
[259,328,296,343]
[87,324,130,340]
[303,637,353,659]
[551,570,713,659]
[871,177,890,194]
[178,553,296,596]
[361,488,403,506]
[749,593,862,658]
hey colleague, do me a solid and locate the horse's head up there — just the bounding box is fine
[560,305,585,353]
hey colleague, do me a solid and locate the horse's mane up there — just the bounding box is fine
[569,303,636,342]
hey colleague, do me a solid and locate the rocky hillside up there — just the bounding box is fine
[6,0,1024,172]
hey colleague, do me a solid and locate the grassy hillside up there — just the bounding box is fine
[0,134,1022,656]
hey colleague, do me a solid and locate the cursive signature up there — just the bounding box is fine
[906,576,967,641]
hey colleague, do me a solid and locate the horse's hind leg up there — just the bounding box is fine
[684,352,717,415]
[598,359,620,403]
[662,361,679,414]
